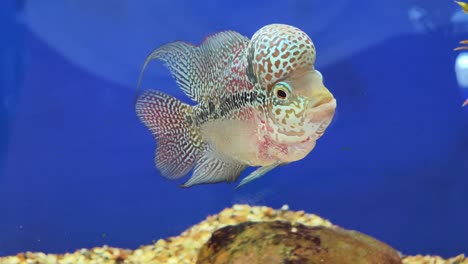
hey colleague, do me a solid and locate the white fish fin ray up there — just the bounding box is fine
[135,90,203,179]
[136,31,250,102]
[181,145,247,187]
[235,161,281,189]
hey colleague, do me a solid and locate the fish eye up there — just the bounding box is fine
[276,89,287,99]
[273,82,291,100]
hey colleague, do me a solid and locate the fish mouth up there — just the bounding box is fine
[311,97,336,111]
[307,87,335,108]
[306,98,336,127]
[308,98,336,116]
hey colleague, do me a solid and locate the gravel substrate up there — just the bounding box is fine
[0,204,465,264]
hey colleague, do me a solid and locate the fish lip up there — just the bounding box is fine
[305,98,336,125]
[309,98,336,112]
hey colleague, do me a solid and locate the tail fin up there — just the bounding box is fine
[135,90,203,179]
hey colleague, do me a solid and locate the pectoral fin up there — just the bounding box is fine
[235,162,281,189]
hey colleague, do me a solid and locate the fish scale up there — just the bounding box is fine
[135,24,336,188]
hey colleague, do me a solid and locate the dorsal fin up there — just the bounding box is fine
[136,31,250,102]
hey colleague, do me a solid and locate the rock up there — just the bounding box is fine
[1,205,465,263]
[197,221,402,264]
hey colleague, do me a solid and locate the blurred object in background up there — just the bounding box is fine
[408,0,460,34]
[453,1,468,105]
[455,1,468,13]
[408,6,437,33]
[455,52,468,88]
[0,0,26,172]
[451,5,468,35]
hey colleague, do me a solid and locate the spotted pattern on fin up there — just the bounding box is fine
[136,31,250,102]
[135,90,203,179]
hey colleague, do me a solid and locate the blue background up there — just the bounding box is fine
[1,0,467,258]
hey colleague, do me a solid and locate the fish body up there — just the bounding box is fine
[135,24,336,188]
[463,99,468,107]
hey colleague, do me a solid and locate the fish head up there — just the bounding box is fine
[266,69,336,147]
[248,24,336,162]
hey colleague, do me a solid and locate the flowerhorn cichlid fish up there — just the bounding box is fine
[135,24,337,188]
